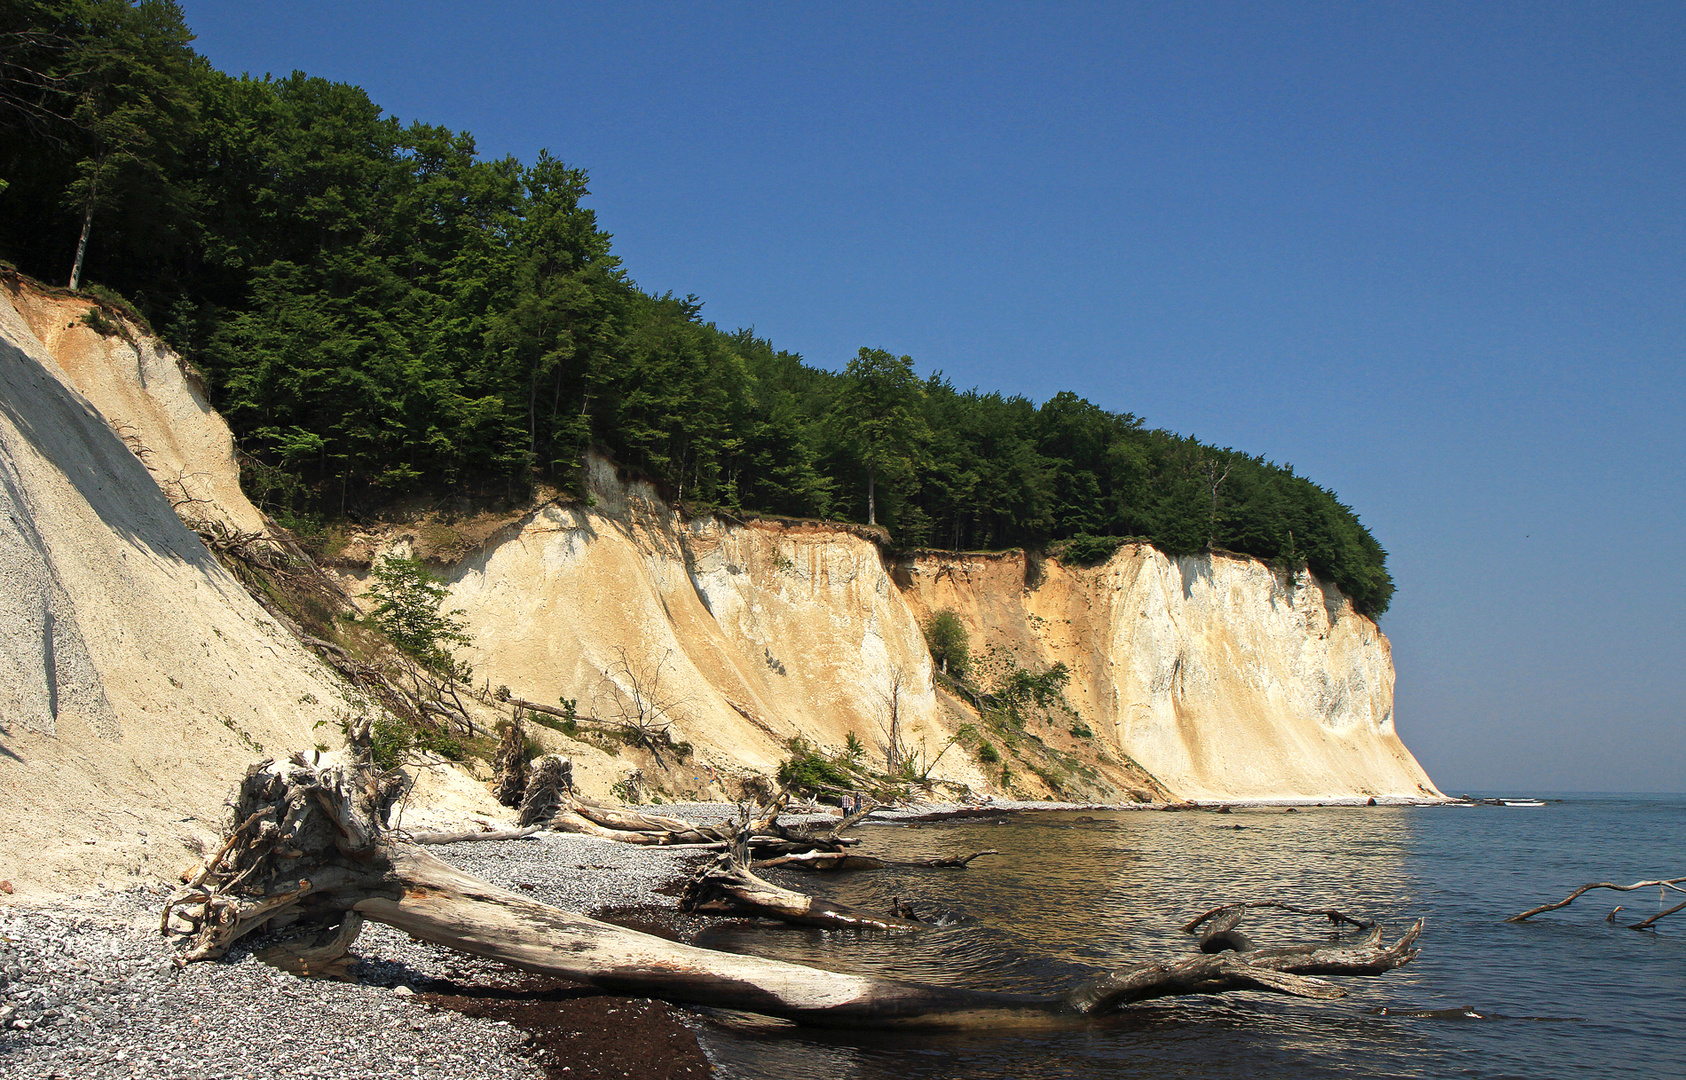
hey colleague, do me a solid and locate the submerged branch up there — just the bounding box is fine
[1182,901,1376,934]
[1504,878,1686,924]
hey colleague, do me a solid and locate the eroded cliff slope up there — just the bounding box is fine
[346,459,989,801]
[897,548,1439,801]
[0,275,1440,906]
[350,460,1438,805]
[0,280,357,897]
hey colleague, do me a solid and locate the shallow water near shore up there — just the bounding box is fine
[686,795,1684,1079]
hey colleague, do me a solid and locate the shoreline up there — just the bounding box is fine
[647,796,1456,823]
[2,795,1469,1078]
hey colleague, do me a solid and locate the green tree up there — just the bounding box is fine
[0,1,1396,617]
[922,611,970,681]
[835,347,925,526]
[61,0,197,288]
[367,555,473,679]
[0,3,80,143]
[485,150,623,476]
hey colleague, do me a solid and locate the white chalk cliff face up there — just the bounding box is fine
[896,549,1440,801]
[0,280,362,897]
[429,458,1439,804]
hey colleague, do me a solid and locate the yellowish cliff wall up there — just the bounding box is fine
[374,459,1438,804]
[411,458,988,799]
[897,546,1440,801]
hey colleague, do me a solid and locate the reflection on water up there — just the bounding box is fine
[687,798,1686,1080]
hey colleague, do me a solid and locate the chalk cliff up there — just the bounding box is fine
[0,279,505,899]
[355,460,1439,805]
[400,461,973,798]
[0,275,1440,897]
[896,548,1438,801]
[0,278,355,897]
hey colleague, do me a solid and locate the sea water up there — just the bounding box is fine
[686,795,1685,1079]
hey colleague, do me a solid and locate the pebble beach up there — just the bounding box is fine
[0,817,725,1080]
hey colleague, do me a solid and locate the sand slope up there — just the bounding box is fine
[0,283,357,899]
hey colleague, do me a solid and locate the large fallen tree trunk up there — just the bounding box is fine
[548,790,864,854]
[164,753,1423,1029]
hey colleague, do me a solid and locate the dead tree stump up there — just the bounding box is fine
[519,755,571,827]
[492,718,527,808]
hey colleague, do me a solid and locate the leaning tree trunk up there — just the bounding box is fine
[68,180,97,291]
[164,753,1423,1030]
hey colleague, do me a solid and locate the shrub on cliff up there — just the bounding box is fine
[367,555,473,680]
[776,738,853,798]
[922,611,971,682]
[1059,533,1126,566]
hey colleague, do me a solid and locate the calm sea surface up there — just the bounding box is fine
[683,795,1684,1079]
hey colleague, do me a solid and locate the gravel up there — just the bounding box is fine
[0,829,719,1080]
[1,799,1096,1078]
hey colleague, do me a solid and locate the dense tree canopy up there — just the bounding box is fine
[0,2,1393,615]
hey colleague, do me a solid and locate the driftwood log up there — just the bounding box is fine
[1181,902,1376,955]
[1183,902,1376,934]
[547,790,870,857]
[404,825,541,845]
[681,853,925,931]
[754,849,999,872]
[1505,877,1686,929]
[163,753,1424,1029]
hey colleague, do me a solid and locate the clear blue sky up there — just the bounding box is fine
[182,0,1685,793]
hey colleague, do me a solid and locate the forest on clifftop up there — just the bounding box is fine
[0,0,1393,614]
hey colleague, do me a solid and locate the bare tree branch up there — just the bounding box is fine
[1182,901,1376,935]
[1506,877,1686,926]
